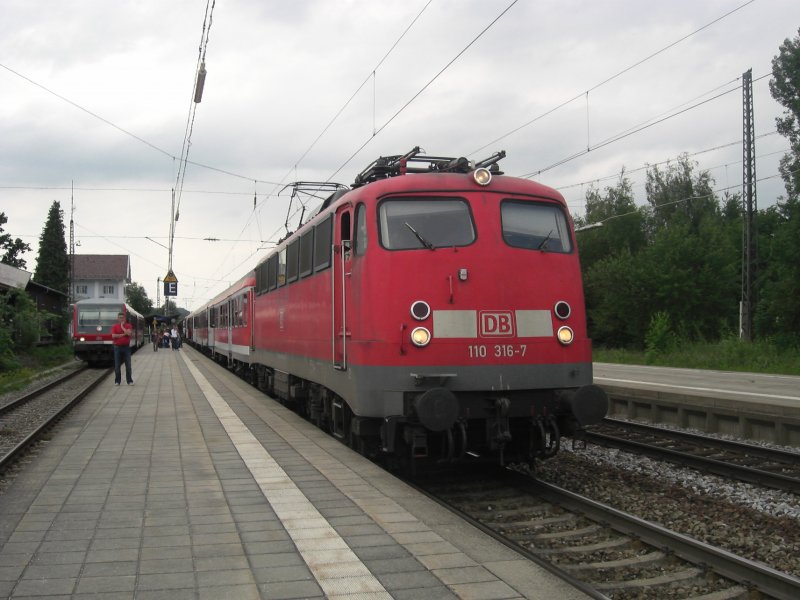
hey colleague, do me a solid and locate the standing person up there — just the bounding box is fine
[112,312,134,385]
[171,325,180,350]
[151,319,159,352]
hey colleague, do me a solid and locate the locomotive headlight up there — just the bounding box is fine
[410,300,431,320]
[79,336,86,342]
[557,326,574,345]
[411,327,431,347]
[554,300,571,320]
[473,167,492,186]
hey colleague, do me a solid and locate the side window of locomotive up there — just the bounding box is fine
[354,203,367,256]
[500,201,573,253]
[278,248,287,287]
[256,260,268,295]
[267,254,278,291]
[378,198,475,250]
[299,230,314,278]
[286,240,299,283]
[314,216,332,271]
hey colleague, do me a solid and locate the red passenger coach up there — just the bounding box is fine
[186,274,255,376]
[72,299,144,366]
[190,148,608,467]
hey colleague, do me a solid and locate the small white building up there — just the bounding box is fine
[71,254,131,301]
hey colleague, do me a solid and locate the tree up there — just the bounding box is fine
[0,288,40,372]
[644,154,717,236]
[33,201,70,294]
[126,282,154,315]
[770,27,800,201]
[577,172,646,273]
[759,28,800,346]
[754,198,800,346]
[0,212,32,269]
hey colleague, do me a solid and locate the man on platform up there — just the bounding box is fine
[112,312,134,385]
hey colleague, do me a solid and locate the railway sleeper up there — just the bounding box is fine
[541,536,636,555]
[560,550,668,571]
[593,566,703,590]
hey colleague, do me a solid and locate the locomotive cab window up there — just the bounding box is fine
[378,197,475,250]
[501,200,573,253]
[354,203,368,256]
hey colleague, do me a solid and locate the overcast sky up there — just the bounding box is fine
[2,0,799,311]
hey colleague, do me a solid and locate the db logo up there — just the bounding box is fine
[480,311,514,337]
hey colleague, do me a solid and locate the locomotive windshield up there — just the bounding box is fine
[501,201,573,253]
[379,198,475,250]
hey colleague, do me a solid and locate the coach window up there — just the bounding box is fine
[278,248,287,286]
[314,216,332,271]
[354,203,367,256]
[299,230,314,278]
[379,197,475,250]
[236,294,245,326]
[500,200,573,253]
[286,240,299,283]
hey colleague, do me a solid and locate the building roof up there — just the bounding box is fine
[0,261,32,290]
[71,254,131,280]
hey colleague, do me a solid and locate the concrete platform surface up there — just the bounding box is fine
[0,346,590,599]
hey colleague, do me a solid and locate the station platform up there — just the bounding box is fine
[594,363,800,446]
[0,346,589,599]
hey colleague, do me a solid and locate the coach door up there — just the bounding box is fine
[333,206,352,370]
[226,298,234,360]
[207,306,215,350]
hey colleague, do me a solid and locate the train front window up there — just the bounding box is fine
[78,307,119,329]
[379,198,475,250]
[501,201,573,253]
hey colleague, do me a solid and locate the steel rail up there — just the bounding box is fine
[587,420,800,494]
[0,368,108,472]
[519,473,800,600]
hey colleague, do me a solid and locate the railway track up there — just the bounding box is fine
[586,418,800,494]
[416,466,800,599]
[0,366,109,473]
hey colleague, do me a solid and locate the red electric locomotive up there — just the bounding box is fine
[71,298,145,366]
[191,148,607,466]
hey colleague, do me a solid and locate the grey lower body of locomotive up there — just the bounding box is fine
[249,347,608,458]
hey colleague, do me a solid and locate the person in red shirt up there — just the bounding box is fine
[111,312,134,385]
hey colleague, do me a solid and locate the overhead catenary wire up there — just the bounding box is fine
[204,1,439,301]
[468,0,757,157]
[169,0,216,273]
[326,0,521,184]
[521,72,774,180]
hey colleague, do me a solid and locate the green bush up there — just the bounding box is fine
[644,311,676,361]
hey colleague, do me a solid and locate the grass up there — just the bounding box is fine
[594,338,800,376]
[0,344,77,394]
